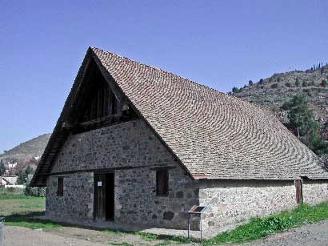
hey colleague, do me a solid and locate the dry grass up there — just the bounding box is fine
[0,193,45,217]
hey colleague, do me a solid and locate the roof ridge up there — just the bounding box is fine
[90,46,226,96]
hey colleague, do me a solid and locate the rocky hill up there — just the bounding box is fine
[232,64,328,142]
[0,134,50,173]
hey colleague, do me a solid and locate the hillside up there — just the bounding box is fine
[232,64,328,142]
[0,134,50,173]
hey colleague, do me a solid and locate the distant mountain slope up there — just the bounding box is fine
[0,134,51,162]
[232,64,328,142]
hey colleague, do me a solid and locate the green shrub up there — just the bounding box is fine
[0,161,5,176]
[295,78,300,87]
[6,187,24,194]
[259,217,292,232]
[282,94,328,155]
[232,87,240,93]
[17,166,34,185]
[24,186,46,197]
[285,82,292,87]
[303,89,312,96]
[271,83,278,88]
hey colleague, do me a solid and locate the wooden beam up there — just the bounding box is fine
[79,115,114,127]
[61,122,74,130]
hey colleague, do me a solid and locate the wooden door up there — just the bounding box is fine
[94,173,114,220]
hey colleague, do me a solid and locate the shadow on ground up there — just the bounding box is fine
[3,212,196,244]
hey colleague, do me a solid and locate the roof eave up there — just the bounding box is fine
[31,48,95,187]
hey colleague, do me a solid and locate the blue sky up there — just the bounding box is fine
[0,0,328,153]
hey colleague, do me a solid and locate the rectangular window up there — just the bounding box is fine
[156,169,169,196]
[57,177,64,196]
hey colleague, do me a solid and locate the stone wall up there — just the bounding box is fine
[303,181,328,205]
[46,172,94,222]
[199,180,328,232]
[51,120,179,173]
[199,180,297,231]
[46,118,328,232]
[115,165,199,229]
[47,119,199,229]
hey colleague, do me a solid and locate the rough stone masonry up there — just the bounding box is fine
[46,119,328,233]
[47,120,199,229]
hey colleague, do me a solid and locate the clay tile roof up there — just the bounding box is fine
[91,47,328,180]
[31,47,328,186]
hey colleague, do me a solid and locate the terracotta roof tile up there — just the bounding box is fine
[91,47,328,180]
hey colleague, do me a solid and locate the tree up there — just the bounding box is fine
[282,94,315,137]
[321,67,325,75]
[232,87,240,93]
[0,160,5,176]
[282,94,328,155]
[295,78,300,87]
[248,80,253,86]
[321,79,327,87]
[271,83,278,89]
[17,166,34,185]
[24,171,46,197]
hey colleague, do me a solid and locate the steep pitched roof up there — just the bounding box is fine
[31,47,328,186]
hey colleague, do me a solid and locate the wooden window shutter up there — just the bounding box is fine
[295,178,303,204]
[156,169,169,196]
[57,177,64,196]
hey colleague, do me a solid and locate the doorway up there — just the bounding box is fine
[94,172,115,221]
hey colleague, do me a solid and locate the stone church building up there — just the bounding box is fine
[32,47,328,232]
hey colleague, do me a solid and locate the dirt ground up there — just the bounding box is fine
[4,226,105,246]
[4,226,198,246]
[5,220,328,246]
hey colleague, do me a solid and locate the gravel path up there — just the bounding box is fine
[3,226,197,246]
[4,220,328,246]
[4,226,106,246]
[243,220,328,246]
